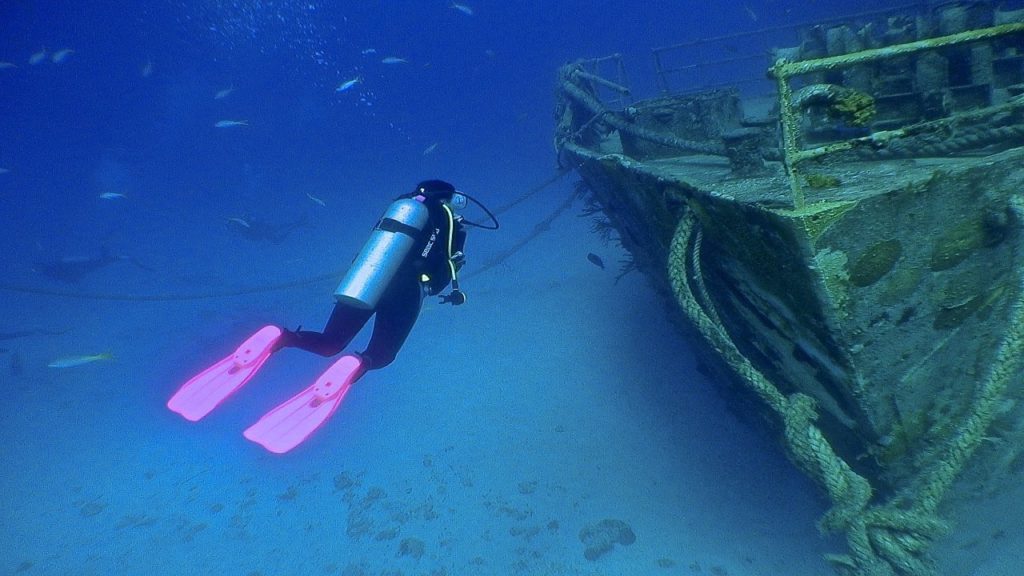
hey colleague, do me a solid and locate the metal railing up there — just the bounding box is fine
[770,21,1024,208]
[651,3,933,98]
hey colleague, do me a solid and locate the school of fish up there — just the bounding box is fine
[3,4,485,373]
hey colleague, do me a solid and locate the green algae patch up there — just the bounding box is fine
[933,284,1007,330]
[834,89,876,126]
[929,218,986,271]
[849,239,902,287]
[804,173,842,189]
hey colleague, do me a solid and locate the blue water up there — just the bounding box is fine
[3,1,1018,575]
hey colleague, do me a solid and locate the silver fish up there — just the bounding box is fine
[48,352,114,368]
[51,48,74,63]
[214,120,248,128]
[381,56,407,65]
[451,2,473,15]
[335,76,361,93]
[214,86,235,100]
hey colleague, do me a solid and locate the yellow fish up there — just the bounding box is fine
[48,352,114,368]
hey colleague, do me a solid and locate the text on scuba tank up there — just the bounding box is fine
[421,228,440,257]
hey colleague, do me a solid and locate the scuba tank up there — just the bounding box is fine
[334,197,430,309]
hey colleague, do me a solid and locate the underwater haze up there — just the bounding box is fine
[2,1,1014,576]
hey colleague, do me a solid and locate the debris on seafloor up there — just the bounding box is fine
[578,518,635,560]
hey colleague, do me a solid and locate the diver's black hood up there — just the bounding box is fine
[414,180,457,202]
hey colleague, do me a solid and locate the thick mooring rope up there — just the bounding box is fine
[857,124,1024,160]
[558,71,727,157]
[668,212,956,576]
[909,195,1024,514]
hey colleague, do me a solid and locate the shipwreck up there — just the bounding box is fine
[554,3,1024,575]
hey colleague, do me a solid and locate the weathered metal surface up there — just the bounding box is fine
[555,4,1024,575]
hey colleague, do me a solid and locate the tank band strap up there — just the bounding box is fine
[378,217,422,238]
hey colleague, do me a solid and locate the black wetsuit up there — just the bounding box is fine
[276,189,467,370]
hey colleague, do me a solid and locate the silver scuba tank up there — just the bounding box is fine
[334,197,431,309]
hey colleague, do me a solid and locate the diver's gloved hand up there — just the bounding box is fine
[440,290,466,306]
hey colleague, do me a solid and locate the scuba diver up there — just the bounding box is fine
[168,180,498,453]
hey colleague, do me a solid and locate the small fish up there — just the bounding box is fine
[99,192,126,200]
[51,48,74,63]
[29,49,47,65]
[0,61,17,69]
[381,56,407,65]
[451,2,473,15]
[214,120,248,128]
[335,76,362,93]
[305,192,326,207]
[48,352,114,369]
[141,60,153,77]
[361,48,377,55]
[587,253,605,269]
[227,217,251,228]
[0,328,68,341]
[743,3,758,21]
[214,85,235,100]
[0,168,9,175]
[422,142,439,155]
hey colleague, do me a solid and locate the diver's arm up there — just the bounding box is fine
[440,225,467,305]
[451,227,468,271]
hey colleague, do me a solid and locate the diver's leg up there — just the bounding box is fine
[361,277,424,369]
[244,286,418,453]
[244,277,422,452]
[276,302,372,357]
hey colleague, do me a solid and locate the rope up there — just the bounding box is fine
[856,124,1024,159]
[469,189,576,278]
[490,167,572,217]
[690,228,724,328]
[559,70,727,156]
[668,212,955,576]
[0,170,573,302]
[907,195,1024,514]
[670,201,1024,574]
[0,272,342,302]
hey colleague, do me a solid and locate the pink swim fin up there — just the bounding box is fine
[167,325,282,421]
[243,354,365,454]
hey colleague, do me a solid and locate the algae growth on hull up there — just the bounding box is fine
[554,2,1024,574]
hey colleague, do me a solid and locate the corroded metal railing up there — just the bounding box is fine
[769,22,1024,209]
